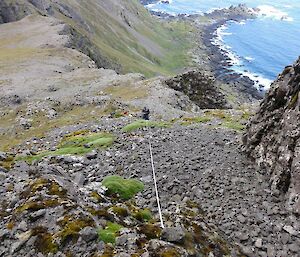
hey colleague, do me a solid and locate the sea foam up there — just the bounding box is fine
[257,5,293,22]
[212,22,272,90]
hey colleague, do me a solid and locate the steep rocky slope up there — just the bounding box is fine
[0,0,192,76]
[2,1,300,256]
[243,57,300,214]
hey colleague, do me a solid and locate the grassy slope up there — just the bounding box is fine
[54,0,193,77]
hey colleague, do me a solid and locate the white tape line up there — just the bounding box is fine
[149,139,164,229]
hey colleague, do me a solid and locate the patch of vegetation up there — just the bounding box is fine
[111,206,129,217]
[18,132,115,163]
[20,178,67,199]
[102,176,144,200]
[98,222,123,244]
[0,104,121,152]
[133,209,152,222]
[159,248,182,257]
[0,154,15,170]
[16,199,60,213]
[222,121,245,131]
[59,217,95,244]
[204,109,246,132]
[122,120,170,133]
[139,224,162,239]
[60,131,115,149]
[32,227,58,254]
[204,110,228,120]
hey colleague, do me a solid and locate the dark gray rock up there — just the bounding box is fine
[29,209,46,221]
[86,150,98,160]
[162,226,185,243]
[79,227,98,242]
[165,71,230,109]
[243,57,300,214]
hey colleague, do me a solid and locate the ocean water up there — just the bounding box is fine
[147,0,300,89]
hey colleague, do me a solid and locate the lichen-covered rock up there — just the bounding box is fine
[243,57,300,213]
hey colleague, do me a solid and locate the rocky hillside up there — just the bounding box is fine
[2,1,300,256]
[243,57,300,214]
[0,0,192,76]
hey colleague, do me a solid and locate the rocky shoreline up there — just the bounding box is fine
[144,3,265,100]
[198,5,265,97]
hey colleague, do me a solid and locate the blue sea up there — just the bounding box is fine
[147,0,300,89]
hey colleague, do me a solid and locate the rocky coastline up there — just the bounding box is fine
[144,3,265,100]
[197,5,264,97]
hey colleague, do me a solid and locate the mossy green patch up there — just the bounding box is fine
[111,206,129,217]
[16,199,60,213]
[59,217,95,244]
[32,227,58,254]
[122,120,170,133]
[18,132,115,163]
[222,121,245,131]
[98,222,123,244]
[134,209,152,222]
[102,176,144,200]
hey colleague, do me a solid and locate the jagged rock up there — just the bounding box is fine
[29,209,46,221]
[0,151,7,161]
[0,167,8,173]
[165,71,230,109]
[254,238,263,248]
[11,231,32,254]
[283,225,297,236]
[0,1,34,24]
[243,57,300,214]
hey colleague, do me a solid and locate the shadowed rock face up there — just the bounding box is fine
[0,1,34,23]
[243,57,300,214]
[165,71,230,109]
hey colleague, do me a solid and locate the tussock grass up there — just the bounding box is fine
[133,209,152,222]
[102,175,144,200]
[98,222,123,244]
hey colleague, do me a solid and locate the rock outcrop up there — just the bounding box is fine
[0,0,35,23]
[165,71,230,109]
[243,57,300,214]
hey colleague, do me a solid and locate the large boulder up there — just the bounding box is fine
[243,57,300,213]
[165,70,230,109]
